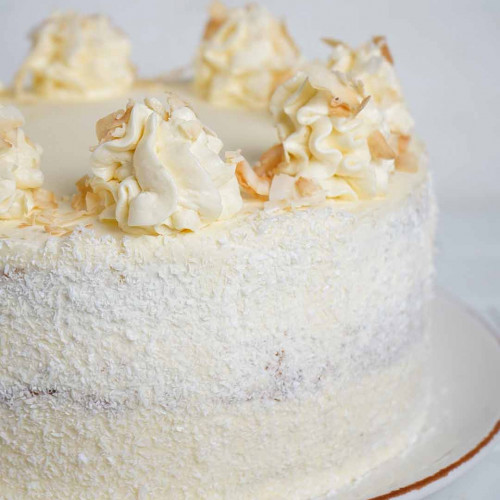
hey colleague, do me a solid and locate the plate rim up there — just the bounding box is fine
[369,290,500,500]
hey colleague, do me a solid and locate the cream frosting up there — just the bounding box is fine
[0,77,435,498]
[14,12,135,99]
[238,64,398,203]
[194,2,300,109]
[0,105,44,219]
[81,93,243,234]
[325,36,414,135]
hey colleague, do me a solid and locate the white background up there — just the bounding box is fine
[1,1,499,498]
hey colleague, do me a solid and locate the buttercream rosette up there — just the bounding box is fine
[0,105,46,219]
[14,12,135,99]
[237,64,414,204]
[74,93,244,234]
[194,2,300,109]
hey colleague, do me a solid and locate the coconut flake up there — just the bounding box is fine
[368,131,396,160]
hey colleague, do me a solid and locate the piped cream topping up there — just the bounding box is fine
[237,64,400,204]
[324,36,414,135]
[14,12,135,99]
[0,105,45,219]
[194,2,300,109]
[76,93,243,234]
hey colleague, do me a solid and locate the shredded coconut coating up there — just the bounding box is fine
[0,167,436,498]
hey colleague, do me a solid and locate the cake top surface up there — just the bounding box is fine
[0,3,426,242]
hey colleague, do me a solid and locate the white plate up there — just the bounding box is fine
[336,292,500,500]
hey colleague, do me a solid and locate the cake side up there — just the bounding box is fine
[0,167,436,498]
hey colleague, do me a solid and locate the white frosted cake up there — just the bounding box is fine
[0,6,436,499]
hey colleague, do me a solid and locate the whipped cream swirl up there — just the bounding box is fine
[194,2,300,109]
[325,36,414,135]
[14,12,135,99]
[237,64,397,203]
[0,105,44,219]
[86,94,243,234]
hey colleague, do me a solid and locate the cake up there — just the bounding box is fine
[0,5,436,499]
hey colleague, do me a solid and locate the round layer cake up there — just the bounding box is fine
[1,82,435,499]
[0,7,436,500]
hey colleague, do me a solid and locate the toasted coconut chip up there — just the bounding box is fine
[354,95,371,117]
[329,98,353,117]
[397,134,411,154]
[35,206,96,236]
[328,88,368,118]
[395,151,419,173]
[203,17,225,40]
[0,131,15,148]
[85,192,103,215]
[255,143,284,177]
[96,102,133,144]
[321,37,349,49]
[269,174,297,202]
[71,175,102,215]
[296,177,321,197]
[368,130,396,160]
[225,149,244,164]
[43,225,73,237]
[373,36,394,65]
[0,136,12,151]
[325,71,365,112]
[203,1,228,40]
[33,188,58,210]
[236,159,271,198]
[71,176,90,211]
